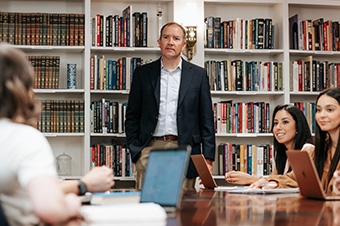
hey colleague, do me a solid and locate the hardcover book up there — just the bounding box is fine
[289,14,299,50]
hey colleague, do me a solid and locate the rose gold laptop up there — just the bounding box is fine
[191,154,217,189]
[286,151,340,200]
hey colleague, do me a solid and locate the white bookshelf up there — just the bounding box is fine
[203,0,336,176]
[2,0,337,182]
[88,0,174,182]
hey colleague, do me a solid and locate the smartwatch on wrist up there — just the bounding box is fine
[78,180,87,195]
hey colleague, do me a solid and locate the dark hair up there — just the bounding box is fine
[314,88,340,183]
[0,43,39,125]
[159,22,186,40]
[271,104,313,174]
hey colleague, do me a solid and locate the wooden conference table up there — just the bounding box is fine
[167,189,340,226]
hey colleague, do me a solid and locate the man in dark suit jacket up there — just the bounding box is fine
[125,22,215,190]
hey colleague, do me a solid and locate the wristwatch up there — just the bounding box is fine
[78,180,87,195]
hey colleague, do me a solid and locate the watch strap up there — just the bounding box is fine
[78,180,87,195]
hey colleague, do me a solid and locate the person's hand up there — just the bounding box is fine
[64,193,81,219]
[206,160,213,175]
[81,166,115,193]
[225,171,258,185]
[333,170,340,194]
[249,177,278,190]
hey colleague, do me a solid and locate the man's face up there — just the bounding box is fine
[158,24,186,60]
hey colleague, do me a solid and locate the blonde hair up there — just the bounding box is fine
[0,43,39,125]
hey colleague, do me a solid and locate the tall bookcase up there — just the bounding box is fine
[2,0,339,183]
[204,1,285,177]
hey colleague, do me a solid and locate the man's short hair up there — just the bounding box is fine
[159,22,186,41]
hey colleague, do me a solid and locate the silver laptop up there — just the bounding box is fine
[287,151,340,200]
[140,146,191,211]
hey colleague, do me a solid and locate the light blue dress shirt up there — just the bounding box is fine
[153,58,182,136]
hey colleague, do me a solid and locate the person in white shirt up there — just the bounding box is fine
[0,43,81,225]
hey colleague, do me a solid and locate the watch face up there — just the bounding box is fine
[78,180,87,195]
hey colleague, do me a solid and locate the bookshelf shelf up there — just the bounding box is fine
[211,91,284,96]
[14,45,85,52]
[215,133,273,137]
[90,90,130,95]
[91,46,160,52]
[289,50,340,56]
[115,177,135,181]
[34,89,85,94]
[91,133,126,137]
[43,133,85,137]
[204,0,282,6]
[290,92,320,96]
[205,49,284,55]
[287,1,340,8]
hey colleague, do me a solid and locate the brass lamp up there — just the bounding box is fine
[183,26,197,61]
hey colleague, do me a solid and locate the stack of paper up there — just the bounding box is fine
[214,186,300,194]
[81,203,167,226]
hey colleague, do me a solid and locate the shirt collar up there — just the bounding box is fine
[160,57,182,72]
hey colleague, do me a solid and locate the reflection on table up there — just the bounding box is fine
[167,189,340,226]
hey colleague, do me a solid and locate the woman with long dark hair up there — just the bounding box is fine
[313,88,340,194]
[252,88,340,193]
[226,104,314,185]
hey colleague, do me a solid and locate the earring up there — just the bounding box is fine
[296,132,298,134]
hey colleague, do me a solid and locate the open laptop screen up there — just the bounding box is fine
[140,147,191,207]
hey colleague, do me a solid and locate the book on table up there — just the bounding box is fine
[81,203,166,225]
[90,191,141,205]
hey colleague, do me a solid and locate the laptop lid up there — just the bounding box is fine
[140,146,191,210]
[191,154,217,189]
[286,151,327,200]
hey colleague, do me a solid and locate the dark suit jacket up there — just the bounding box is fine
[125,58,215,178]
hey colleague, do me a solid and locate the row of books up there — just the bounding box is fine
[205,60,283,92]
[90,55,143,90]
[37,100,84,133]
[294,102,316,134]
[205,17,274,49]
[213,101,270,134]
[28,56,60,89]
[91,99,127,134]
[290,56,340,92]
[0,12,85,46]
[91,143,133,178]
[217,143,274,176]
[91,6,148,47]
[289,15,340,51]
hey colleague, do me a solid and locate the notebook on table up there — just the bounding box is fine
[140,146,192,212]
[286,150,340,200]
[220,187,300,194]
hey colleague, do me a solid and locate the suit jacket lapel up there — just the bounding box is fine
[178,59,194,108]
[149,58,161,106]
